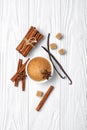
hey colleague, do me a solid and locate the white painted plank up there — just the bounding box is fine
[60,0,87,130]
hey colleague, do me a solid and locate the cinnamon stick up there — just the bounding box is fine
[22,70,26,91]
[19,27,36,53]
[14,59,22,86]
[36,86,54,111]
[17,27,36,53]
[16,26,34,51]
[22,33,43,57]
[38,34,44,41]
[25,26,36,39]
[11,58,29,82]
[21,29,38,56]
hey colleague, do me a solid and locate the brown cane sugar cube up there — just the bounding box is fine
[36,91,43,97]
[56,33,63,40]
[58,49,65,55]
[50,43,57,50]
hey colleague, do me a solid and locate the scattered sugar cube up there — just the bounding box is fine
[50,43,57,50]
[36,91,43,97]
[56,33,63,40]
[58,49,65,55]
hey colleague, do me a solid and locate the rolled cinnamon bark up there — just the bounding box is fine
[36,86,54,111]
[21,29,38,56]
[19,27,36,53]
[22,70,26,91]
[16,26,34,51]
[23,33,43,57]
[14,59,22,86]
[11,58,29,82]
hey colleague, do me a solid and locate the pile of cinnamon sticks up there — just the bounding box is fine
[11,58,29,91]
[16,26,44,57]
[11,26,44,91]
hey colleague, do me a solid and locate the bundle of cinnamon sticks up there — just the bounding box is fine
[11,58,29,91]
[16,26,44,57]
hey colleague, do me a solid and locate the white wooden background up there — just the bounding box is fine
[0,0,87,130]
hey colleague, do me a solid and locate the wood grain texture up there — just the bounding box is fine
[0,0,87,130]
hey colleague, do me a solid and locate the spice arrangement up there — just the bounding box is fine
[10,25,72,111]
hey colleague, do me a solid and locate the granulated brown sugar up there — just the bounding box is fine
[27,57,51,81]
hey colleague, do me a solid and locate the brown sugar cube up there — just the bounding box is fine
[36,91,43,97]
[56,33,63,40]
[58,49,65,55]
[50,43,57,50]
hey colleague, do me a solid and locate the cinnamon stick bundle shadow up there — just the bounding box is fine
[16,26,44,57]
